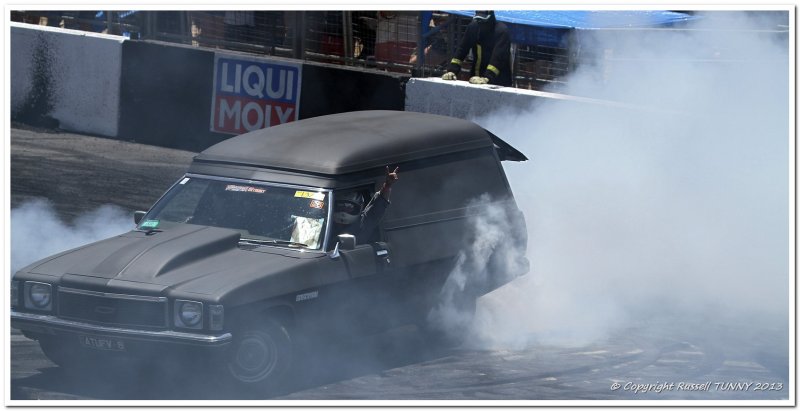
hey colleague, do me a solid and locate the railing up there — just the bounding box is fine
[10,10,788,92]
[9,10,571,90]
[11,10,565,88]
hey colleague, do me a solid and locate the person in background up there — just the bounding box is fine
[409,12,450,68]
[441,11,512,87]
[354,11,378,61]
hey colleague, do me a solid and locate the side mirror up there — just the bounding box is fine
[337,234,356,251]
[133,211,146,225]
[327,234,357,259]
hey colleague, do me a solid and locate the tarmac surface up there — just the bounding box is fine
[8,126,792,403]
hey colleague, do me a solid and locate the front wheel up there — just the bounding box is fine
[224,319,292,389]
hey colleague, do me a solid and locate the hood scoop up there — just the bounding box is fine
[67,225,242,282]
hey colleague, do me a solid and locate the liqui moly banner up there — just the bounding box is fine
[211,54,302,134]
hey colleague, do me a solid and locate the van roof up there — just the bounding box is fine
[193,110,504,175]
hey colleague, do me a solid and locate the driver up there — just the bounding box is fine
[332,166,399,245]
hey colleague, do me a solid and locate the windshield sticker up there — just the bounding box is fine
[309,200,324,209]
[225,184,266,194]
[141,220,160,229]
[179,177,190,185]
[294,191,325,201]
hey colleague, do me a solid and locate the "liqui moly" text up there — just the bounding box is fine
[211,55,302,134]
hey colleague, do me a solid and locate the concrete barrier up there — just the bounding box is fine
[10,21,599,151]
[118,41,218,151]
[11,22,408,152]
[299,63,407,119]
[10,22,125,137]
[11,23,614,151]
[405,77,652,120]
[118,42,408,152]
[12,22,629,152]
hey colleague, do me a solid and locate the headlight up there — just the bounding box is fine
[24,282,52,311]
[10,281,19,308]
[174,300,203,329]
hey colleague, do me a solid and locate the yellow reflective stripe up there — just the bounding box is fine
[487,64,500,76]
[450,58,462,65]
[475,45,482,76]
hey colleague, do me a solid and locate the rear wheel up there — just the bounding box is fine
[416,268,478,349]
[225,319,292,389]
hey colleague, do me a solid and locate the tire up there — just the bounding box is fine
[224,319,292,389]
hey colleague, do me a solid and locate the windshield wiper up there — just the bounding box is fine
[239,238,309,248]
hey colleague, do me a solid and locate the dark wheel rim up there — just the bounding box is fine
[228,330,280,383]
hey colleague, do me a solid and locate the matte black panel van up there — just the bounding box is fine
[11,110,529,389]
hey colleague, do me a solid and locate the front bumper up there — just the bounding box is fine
[11,310,232,347]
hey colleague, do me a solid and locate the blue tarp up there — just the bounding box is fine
[445,10,696,30]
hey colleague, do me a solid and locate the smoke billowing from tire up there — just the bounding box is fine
[437,11,789,349]
[11,199,133,274]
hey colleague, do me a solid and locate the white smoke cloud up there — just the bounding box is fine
[11,199,134,274]
[428,195,528,337]
[442,11,789,349]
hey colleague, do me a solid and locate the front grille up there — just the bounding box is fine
[57,287,168,329]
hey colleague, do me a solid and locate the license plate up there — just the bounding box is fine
[79,335,126,351]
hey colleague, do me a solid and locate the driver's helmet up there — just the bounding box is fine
[333,192,365,225]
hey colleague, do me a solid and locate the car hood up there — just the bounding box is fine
[20,224,330,300]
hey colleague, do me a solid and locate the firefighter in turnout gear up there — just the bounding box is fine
[441,11,512,87]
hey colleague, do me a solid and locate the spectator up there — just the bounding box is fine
[441,11,512,86]
[354,11,378,60]
[410,12,450,68]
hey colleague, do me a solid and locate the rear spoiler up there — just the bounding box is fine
[488,132,528,162]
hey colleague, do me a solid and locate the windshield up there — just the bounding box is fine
[140,176,329,250]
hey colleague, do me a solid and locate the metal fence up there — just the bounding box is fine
[10,10,573,90]
[12,10,787,92]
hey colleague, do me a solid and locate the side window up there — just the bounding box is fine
[330,186,375,247]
